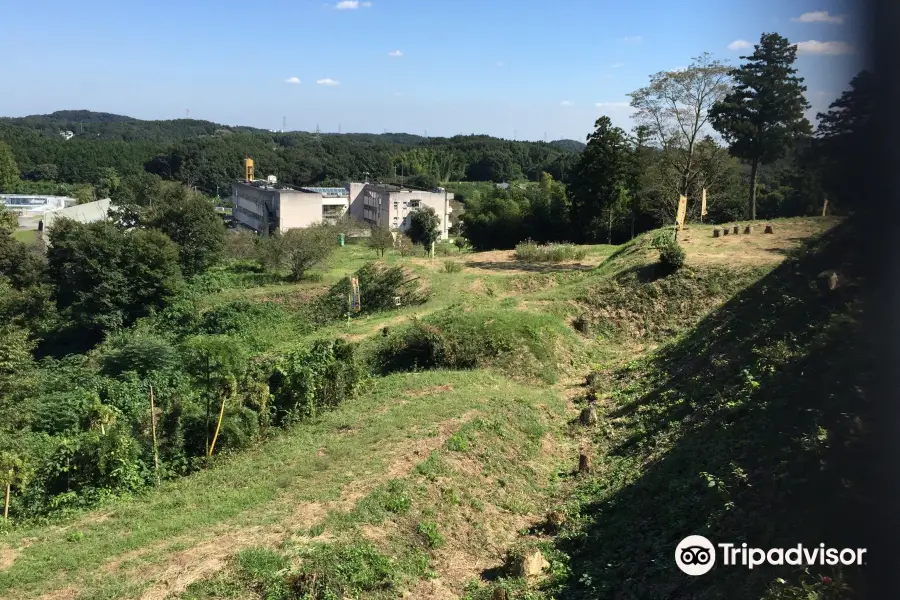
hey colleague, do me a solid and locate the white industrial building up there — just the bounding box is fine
[0,194,75,216]
[347,183,453,240]
[232,180,349,235]
[230,159,453,239]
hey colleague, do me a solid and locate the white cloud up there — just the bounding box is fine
[795,40,855,55]
[610,62,624,69]
[317,78,340,86]
[495,60,505,67]
[728,39,751,51]
[284,76,301,84]
[388,49,403,57]
[619,36,642,44]
[560,100,573,107]
[335,0,372,9]
[793,10,845,24]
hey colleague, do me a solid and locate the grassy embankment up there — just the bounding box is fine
[0,217,857,600]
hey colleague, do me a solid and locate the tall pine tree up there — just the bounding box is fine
[570,117,632,243]
[815,70,875,215]
[710,33,811,220]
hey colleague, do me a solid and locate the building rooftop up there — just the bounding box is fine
[301,187,349,197]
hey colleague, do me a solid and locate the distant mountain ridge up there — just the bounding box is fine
[1,110,586,150]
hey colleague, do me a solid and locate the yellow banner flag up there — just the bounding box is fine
[676,195,688,230]
[701,188,708,217]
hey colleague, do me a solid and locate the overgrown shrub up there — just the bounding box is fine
[255,223,337,280]
[269,339,364,425]
[395,234,415,256]
[434,242,455,257]
[313,262,429,323]
[287,542,416,599]
[372,309,569,381]
[442,261,463,274]
[659,240,686,270]
[514,239,586,263]
[647,229,686,270]
[199,300,289,337]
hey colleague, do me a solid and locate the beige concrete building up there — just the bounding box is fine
[347,183,453,240]
[232,181,349,235]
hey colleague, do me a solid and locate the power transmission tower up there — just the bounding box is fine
[315,124,320,143]
[282,116,286,132]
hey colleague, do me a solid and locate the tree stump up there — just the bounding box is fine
[492,588,510,600]
[712,228,720,238]
[744,225,752,234]
[585,372,598,387]
[764,225,774,234]
[732,225,739,235]
[722,227,729,236]
[579,453,592,474]
[546,510,566,534]
[580,405,598,426]
[817,270,839,292]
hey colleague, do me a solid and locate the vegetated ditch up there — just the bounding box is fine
[172,231,850,599]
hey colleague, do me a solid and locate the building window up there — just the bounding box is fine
[409,199,420,208]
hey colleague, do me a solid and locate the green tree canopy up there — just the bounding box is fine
[0,140,19,191]
[407,206,441,249]
[146,189,226,276]
[47,219,183,341]
[815,70,874,215]
[570,117,633,243]
[710,33,811,220]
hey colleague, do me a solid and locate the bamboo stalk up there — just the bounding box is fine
[208,393,227,458]
[149,384,160,486]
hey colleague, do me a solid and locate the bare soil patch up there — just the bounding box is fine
[462,250,606,276]
[680,218,839,267]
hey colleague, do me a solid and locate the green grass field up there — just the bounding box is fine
[11,229,38,244]
[0,217,863,600]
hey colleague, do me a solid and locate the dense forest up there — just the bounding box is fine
[0,110,584,199]
[0,32,873,521]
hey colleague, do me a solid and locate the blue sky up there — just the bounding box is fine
[1,0,863,141]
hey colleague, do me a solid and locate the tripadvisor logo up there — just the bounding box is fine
[675,535,867,576]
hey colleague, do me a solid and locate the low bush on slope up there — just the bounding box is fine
[372,308,579,383]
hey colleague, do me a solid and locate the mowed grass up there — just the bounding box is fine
[0,371,560,600]
[0,220,842,600]
[11,229,38,244]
